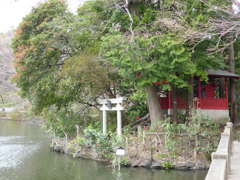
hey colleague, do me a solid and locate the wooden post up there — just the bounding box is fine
[137,125,142,138]
[118,156,121,171]
[194,134,198,160]
[75,125,79,137]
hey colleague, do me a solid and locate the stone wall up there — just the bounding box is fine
[165,109,229,124]
[197,109,229,124]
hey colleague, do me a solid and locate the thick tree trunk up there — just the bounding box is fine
[229,42,237,124]
[186,77,194,120]
[146,85,164,129]
[170,84,178,123]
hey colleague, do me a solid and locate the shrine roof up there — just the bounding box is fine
[206,69,240,79]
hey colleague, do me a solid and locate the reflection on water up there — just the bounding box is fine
[0,120,207,180]
[0,144,38,168]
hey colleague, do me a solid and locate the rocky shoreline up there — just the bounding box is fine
[0,117,45,127]
[51,139,210,170]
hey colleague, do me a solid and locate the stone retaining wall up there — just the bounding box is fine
[205,122,232,180]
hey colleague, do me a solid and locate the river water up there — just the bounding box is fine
[0,120,207,180]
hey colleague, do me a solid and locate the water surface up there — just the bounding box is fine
[0,120,207,180]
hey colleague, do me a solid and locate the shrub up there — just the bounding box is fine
[83,127,117,157]
[162,161,173,169]
[162,110,220,160]
[73,126,122,158]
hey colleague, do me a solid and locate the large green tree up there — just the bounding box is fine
[11,0,113,113]
[96,0,225,125]
[11,0,116,137]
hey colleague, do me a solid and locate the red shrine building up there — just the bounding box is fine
[159,69,240,124]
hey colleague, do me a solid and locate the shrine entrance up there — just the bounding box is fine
[99,97,126,137]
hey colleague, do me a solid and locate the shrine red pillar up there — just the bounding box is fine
[198,77,201,109]
[225,77,228,109]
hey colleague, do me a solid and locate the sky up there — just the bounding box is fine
[0,0,85,33]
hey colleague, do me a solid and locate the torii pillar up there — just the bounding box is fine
[99,97,126,137]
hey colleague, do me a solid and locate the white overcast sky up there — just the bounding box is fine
[0,0,85,33]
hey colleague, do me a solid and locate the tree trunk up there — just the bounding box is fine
[186,77,194,120]
[170,84,178,123]
[146,85,164,129]
[229,42,237,124]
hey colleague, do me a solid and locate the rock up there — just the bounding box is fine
[54,145,64,153]
[131,160,140,167]
[186,161,195,169]
[74,150,81,158]
[174,163,186,169]
[204,164,210,169]
[151,160,162,169]
[91,149,98,159]
[76,153,89,159]
[141,159,152,167]
[195,160,205,169]
[65,147,72,154]
[50,144,54,150]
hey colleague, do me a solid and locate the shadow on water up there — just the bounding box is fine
[0,120,207,180]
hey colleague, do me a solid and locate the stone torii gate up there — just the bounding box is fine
[99,97,126,137]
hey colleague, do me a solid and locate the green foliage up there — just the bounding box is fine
[188,110,219,161]
[101,32,196,93]
[120,157,131,166]
[162,161,173,170]
[157,153,168,159]
[126,89,148,122]
[11,0,231,142]
[11,1,133,133]
[126,103,148,123]
[73,135,85,146]
[98,0,226,94]
[11,0,114,115]
[162,118,187,155]
[12,0,75,112]
[69,143,77,153]
[205,147,215,161]
[82,126,122,157]
[187,110,219,138]
[45,108,79,138]
[162,111,219,159]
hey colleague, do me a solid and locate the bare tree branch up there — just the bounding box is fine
[123,0,135,41]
